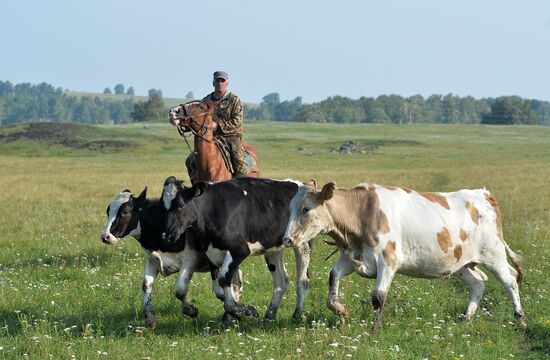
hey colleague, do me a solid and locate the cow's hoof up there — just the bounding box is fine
[516,314,527,329]
[244,305,259,318]
[264,306,278,321]
[144,313,157,329]
[182,303,199,318]
[291,310,306,322]
[329,302,349,318]
[458,313,471,323]
[221,311,239,325]
[264,312,276,322]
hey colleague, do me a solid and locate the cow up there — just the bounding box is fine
[282,180,527,329]
[100,177,243,329]
[161,177,312,321]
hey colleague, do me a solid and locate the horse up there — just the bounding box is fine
[169,100,260,183]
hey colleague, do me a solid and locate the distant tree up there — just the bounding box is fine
[377,94,406,124]
[131,94,165,122]
[185,91,194,99]
[273,97,302,121]
[0,98,4,125]
[425,94,443,123]
[103,87,112,94]
[148,89,163,98]
[126,86,135,96]
[262,93,280,106]
[442,93,460,124]
[293,104,327,122]
[114,84,125,95]
[404,95,425,124]
[481,96,537,125]
[371,108,391,123]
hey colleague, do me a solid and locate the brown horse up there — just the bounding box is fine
[169,100,259,183]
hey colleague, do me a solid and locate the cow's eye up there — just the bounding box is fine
[302,207,310,214]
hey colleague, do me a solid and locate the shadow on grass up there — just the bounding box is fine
[2,249,114,270]
[525,322,550,358]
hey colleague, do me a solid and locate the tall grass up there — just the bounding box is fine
[0,122,549,359]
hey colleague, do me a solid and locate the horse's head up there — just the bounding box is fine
[168,100,218,135]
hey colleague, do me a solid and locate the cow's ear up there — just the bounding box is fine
[319,182,336,202]
[135,187,147,204]
[193,182,207,197]
[306,179,317,190]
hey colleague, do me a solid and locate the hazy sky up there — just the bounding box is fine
[2,1,549,104]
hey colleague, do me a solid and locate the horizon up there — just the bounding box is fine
[2,1,549,104]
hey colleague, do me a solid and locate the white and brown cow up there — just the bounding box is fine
[283,180,526,329]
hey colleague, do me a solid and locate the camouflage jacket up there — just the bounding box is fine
[203,92,243,136]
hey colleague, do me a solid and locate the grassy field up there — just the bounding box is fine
[0,121,549,359]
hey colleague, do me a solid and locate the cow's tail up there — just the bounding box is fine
[505,244,524,286]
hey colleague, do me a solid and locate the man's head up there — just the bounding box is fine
[212,71,229,93]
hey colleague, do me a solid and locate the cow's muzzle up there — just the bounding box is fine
[282,236,293,248]
[161,232,176,245]
[101,233,118,245]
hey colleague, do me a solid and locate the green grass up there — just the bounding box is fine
[0,122,549,359]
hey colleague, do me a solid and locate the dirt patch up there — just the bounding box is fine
[0,122,137,151]
[329,139,421,155]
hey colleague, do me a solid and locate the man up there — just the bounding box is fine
[203,71,247,176]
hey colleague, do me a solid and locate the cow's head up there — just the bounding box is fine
[283,179,336,248]
[100,188,147,245]
[161,180,205,245]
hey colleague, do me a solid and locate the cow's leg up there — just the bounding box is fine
[209,265,225,301]
[232,269,244,302]
[371,258,396,330]
[219,251,257,319]
[292,240,311,320]
[209,263,243,323]
[456,265,488,321]
[174,248,200,318]
[327,253,354,318]
[142,257,159,329]
[484,261,526,328]
[264,251,289,321]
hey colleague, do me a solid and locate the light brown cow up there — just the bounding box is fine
[283,180,526,329]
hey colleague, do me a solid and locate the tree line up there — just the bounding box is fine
[0,81,167,125]
[1,80,550,126]
[245,93,550,125]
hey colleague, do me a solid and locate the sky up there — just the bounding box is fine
[2,1,549,104]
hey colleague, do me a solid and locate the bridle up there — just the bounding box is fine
[175,101,218,141]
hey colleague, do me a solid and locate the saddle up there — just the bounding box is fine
[185,136,256,183]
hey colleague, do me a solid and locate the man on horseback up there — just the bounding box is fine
[203,71,247,177]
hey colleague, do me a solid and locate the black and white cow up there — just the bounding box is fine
[162,177,312,321]
[100,177,243,329]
